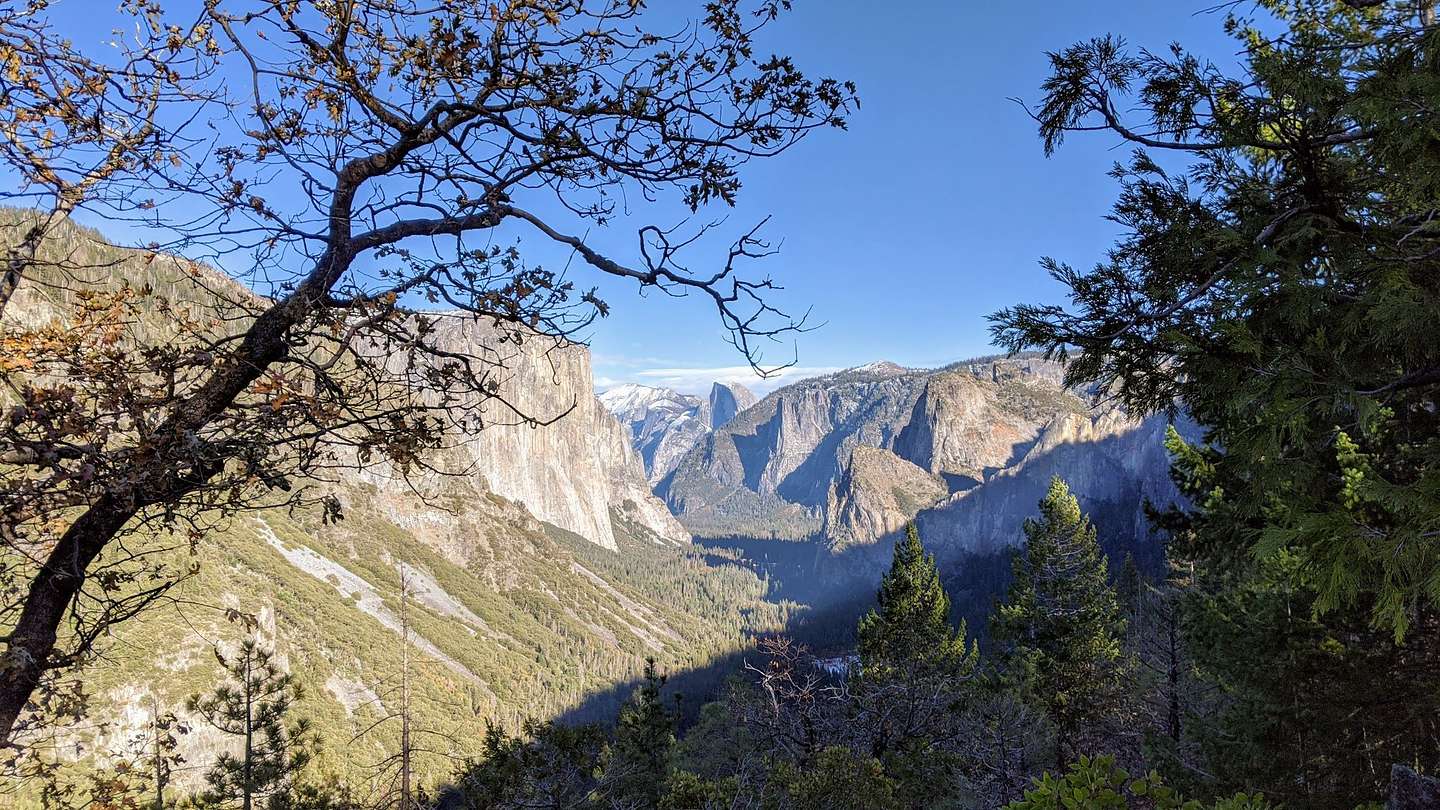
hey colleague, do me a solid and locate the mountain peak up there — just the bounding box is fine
[708,381,758,429]
[853,360,906,375]
[598,383,689,415]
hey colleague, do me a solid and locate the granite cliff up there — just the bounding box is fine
[426,320,690,550]
[600,380,757,485]
[661,357,1185,567]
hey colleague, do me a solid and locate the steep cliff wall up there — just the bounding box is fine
[709,381,758,430]
[660,363,930,538]
[664,357,1184,563]
[824,445,948,550]
[429,320,689,550]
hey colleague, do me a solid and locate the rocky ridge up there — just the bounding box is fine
[661,356,1186,565]
[600,380,757,485]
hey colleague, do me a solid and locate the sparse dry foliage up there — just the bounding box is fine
[733,637,846,765]
[0,0,854,749]
[0,0,215,316]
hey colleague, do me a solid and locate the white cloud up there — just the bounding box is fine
[603,364,841,396]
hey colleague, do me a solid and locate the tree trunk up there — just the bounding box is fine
[152,695,167,810]
[0,267,326,745]
[0,493,138,741]
[1166,615,1182,743]
[243,653,254,810]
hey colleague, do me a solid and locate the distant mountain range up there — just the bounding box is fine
[599,381,757,485]
[606,356,1188,575]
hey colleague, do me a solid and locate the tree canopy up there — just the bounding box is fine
[0,0,854,746]
[990,0,1440,638]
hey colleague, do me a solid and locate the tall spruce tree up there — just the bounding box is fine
[855,524,978,806]
[993,477,1128,768]
[858,524,977,683]
[187,640,316,810]
[599,659,678,809]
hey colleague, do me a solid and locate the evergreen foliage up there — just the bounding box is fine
[857,524,978,682]
[989,1,1440,802]
[450,719,607,810]
[993,478,1129,767]
[853,523,979,803]
[763,747,900,810]
[988,0,1440,641]
[600,660,680,809]
[1002,755,1271,810]
[1158,424,1440,806]
[186,641,318,810]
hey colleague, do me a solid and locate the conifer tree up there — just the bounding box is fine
[451,718,606,810]
[993,477,1128,768]
[989,5,1440,794]
[600,659,678,809]
[857,524,978,684]
[1161,429,1440,806]
[187,640,316,810]
[854,523,978,805]
[988,0,1440,642]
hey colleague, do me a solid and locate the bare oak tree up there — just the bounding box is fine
[0,0,854,746]
[0,0,213,316]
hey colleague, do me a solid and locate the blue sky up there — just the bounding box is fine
[579,1,1244,394]
[45,1,1244,397]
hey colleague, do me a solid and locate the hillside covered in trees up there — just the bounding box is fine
[4,0,1440,808]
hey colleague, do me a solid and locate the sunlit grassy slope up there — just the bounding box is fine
[0,210,793,802]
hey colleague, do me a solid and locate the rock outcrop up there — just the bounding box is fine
[1389,764,1440,810]
[427,321,689,550]
[600,384,709,486]
[824,446,948,550]
[709,381,758,430]
[663,357,1186,564]
[601,380,758,485]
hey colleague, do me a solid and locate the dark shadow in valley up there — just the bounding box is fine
[438,418,1191,801]
[731,412,781,492]
[626,424,1185,724]
[941,472,981,494]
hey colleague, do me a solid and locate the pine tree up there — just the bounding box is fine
[600,659,677,809]
[187,640,316,810]
[857,524,977,684]
[993,477,1128,768]
[854,523,978,806]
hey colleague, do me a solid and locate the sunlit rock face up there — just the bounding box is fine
[662,356,1186,565]
[824,445,948,551]
[426,320,690,550]
[600,381,758,486]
